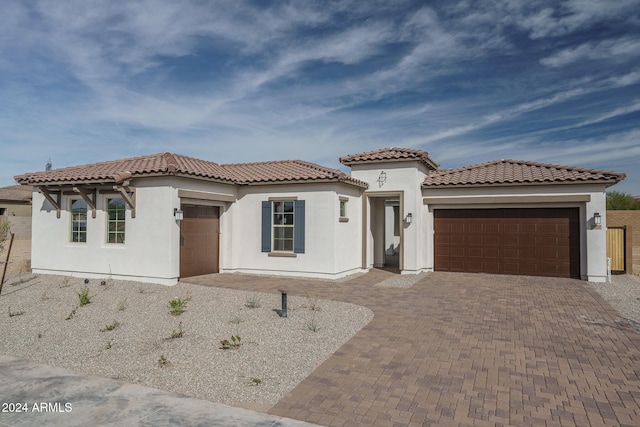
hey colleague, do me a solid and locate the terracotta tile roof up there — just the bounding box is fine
[222,160,368,187]
[423,159,626,187]
[0,185,33,202]
[340,147,439,170]
[14,153,233,185]
[14,153,368,188]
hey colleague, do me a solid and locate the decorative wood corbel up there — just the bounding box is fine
[113,184,136,218]
[39,187,61,218]
[73,186,97,218]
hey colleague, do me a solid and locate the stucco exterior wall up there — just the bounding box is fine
[422,183,610,282]
[31,183,178,285]
[227,182,364,278]
[606,210,640,275]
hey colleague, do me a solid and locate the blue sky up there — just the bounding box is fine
[1,0,639,193]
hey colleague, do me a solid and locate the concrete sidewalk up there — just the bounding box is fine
[0,355,320,427]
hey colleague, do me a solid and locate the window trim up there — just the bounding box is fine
[271,200,295,253]
[261,199,305,254]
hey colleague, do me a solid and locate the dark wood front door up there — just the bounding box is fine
[180,205,219,278]
[434,208,580,278]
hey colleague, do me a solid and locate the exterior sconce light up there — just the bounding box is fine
[174,208,184,221]
[594,212,601,225]
[405,212,412,224]
[377,171,387,188]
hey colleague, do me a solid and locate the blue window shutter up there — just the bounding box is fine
[294,200,305,254]
[261,201,271,252]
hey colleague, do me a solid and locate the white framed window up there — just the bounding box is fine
[107,198,126,244]
[339,197,349,222]
[272,200,294,252]
[70,199,87,242]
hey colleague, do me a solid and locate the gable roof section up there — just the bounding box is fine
[14,153,368,188]
[423,159,626,187]
[340,147,439,170]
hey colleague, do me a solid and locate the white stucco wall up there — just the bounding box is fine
[31,182,179,285]
[421,183,610,282]
[225,182,364,279]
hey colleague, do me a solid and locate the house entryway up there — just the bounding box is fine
[364,192,403,273]
[180,204,220,278]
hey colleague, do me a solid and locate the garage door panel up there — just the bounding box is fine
[434,208,580,278]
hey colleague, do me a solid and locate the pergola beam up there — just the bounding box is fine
[39,187,61,218]
[113,184,136,218]
[73,186,97,218]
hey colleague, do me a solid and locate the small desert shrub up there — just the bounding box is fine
[77,286,92,306]
[250,378,262,386]
[117,299,126,311]
[220,335,242,349]
[306,318,320,332]
[158,354,168,368]
[105,340,113,349]
[65,306,78,320]
[100,320,120,332]
[8,307,25,317]
[169,322,184,339]
[168,298,187,316]
[245,294,261,309]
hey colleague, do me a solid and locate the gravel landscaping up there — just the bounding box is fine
[589,274,640,333]
[0,272,373,411]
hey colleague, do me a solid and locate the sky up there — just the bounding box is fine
[1,0,639,194]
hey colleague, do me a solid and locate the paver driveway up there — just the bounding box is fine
[185,271,640,427]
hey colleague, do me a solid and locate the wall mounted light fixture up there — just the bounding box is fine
[377,171,387,188]
[594,212,601,225]
[405,212,412,224]
[174,208,184,221]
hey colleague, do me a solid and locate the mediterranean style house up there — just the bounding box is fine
[14,148,625,285]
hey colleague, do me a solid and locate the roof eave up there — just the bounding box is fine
[422,179,623,189]
[341,157,438,170]
[243,177,369,189]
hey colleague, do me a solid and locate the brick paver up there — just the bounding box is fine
[184,271,640,427]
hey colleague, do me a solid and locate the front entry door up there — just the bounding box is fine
[180,205,220,278]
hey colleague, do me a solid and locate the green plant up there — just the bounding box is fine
[37,332,42,339]
[250,377,262,386]
[158,354,168,368]
[117,298,126,311]
[168,298,187,316]
[245,294,261,309]
[65,306,78,320]
[8,307,25,317]
[306,318,320,332]
[220,335,242,349]
[169,322,184,339]
[77,286,92,306]
[306,291,322,312]
[105,339,113,349]
[230,313,243,325]
[100,320,120,332]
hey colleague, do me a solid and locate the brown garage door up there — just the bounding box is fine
[434,208,580,278]
[180,205,220,278]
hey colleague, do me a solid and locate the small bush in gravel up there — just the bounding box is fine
[37,332,42,339]
[100,320,120,332]
[250,378,262,386]
[77,286,92,306]
[230,313,243,325]
[306,318,320,332]
[245,294,261,308]
[65,306,78,320]
[168,322,184,339]
[158,354,169,368]
[168,298,187,316]
[8,307,25,317]
[105,339,113,349]
[220,335,241,349]
[117,298,126,311]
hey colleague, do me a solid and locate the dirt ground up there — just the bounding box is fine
[0,238,31,282]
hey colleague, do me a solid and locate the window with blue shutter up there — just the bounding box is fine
[261,200,305,254]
